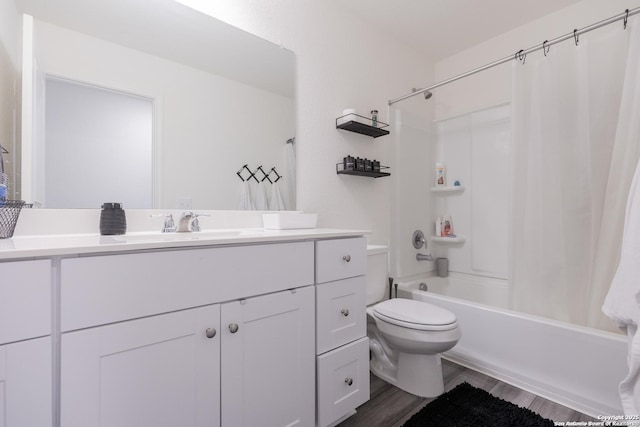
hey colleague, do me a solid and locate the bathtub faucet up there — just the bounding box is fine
[416,253,433,262]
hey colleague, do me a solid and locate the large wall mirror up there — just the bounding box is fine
[15,0,296,210]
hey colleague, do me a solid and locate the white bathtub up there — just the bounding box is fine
[396,277,628,417]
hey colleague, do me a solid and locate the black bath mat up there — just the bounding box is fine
[402,382,554,427]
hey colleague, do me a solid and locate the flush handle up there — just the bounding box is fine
[205,328,217,339]
[341,309,350,317]
[343,255,351,262]
[345,378,353,386]
[228,323,239,334]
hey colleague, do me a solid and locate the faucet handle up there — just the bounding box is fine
[191,213,210,232]
[150,213,176,233]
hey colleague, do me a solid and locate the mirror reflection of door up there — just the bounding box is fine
[43,77,153,208]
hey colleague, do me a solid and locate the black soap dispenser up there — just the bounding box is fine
[100,202,127,235]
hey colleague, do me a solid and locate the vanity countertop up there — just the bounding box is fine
[0,228,368,260]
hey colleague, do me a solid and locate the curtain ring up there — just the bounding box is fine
[542,40,550,56]
[515,49,526,64]
[573,29,579,46]
[624,9,629,29]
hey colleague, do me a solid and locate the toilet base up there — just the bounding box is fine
[370,352,444,397]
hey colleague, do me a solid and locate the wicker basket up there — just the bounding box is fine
[0,200,26,238]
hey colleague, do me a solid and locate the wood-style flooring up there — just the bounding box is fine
[338,359,595,427]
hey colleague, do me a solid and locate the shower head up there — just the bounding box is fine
[412,88,433,100]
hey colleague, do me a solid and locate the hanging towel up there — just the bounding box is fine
[603,157,640,415]
[254,181,269,210]
[269,182,286,210]
[237,180,254,210]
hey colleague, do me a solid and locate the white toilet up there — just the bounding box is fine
[366,246,461,397]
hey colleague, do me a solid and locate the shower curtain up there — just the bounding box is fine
[509,17,640,331]
[284,139,296,210]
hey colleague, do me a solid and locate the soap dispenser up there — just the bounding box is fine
[0,145,7,204]
[100,202,127,235]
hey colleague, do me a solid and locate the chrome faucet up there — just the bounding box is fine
[177,211,197,232]
[416,253,433,262]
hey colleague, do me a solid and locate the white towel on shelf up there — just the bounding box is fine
[254,181,269,210]
[237,181,254,210]
[603,157,640,415]
[269,182,286,210]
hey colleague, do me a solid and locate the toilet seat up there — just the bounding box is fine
[372,299,458,331]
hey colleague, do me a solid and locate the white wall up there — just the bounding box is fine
[176,1,435,244]
[434,105,510,279]
[0,0,20,199]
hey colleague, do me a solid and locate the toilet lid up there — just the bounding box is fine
[373,299,457,330]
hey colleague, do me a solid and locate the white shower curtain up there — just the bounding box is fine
[510,19,639,331]
[284,139,296,210]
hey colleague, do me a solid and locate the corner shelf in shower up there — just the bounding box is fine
[431,186,465,193]
[336,113,390,138]
[336,163,390,178]
[431,236,466,244]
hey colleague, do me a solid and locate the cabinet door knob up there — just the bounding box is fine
[343,255,351,262]
[205,328,217,339]
[345,378,353,386]
[229,323,239,333]
[341,308,350,317]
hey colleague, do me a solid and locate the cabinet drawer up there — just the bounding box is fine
[0,260,51,345]
[315,238,366,284]
[317,337,370,427]
[61,241,314,332]
[316,276,366,354]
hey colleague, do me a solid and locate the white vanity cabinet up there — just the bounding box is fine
[314,238,370,427]
[0,260,52,427]
[59,241,315,427]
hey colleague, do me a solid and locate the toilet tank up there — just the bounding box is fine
[366,245,389,305]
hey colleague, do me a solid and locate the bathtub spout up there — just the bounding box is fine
[416,253,433,261]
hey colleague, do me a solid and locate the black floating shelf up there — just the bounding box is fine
[336,113,390,138]
[336,163,390,178]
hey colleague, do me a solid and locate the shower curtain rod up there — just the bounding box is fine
[388,7,640,105]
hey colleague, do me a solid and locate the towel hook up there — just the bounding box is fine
[236,164,248,182]
[269,167,283,183]
[237,164,258,182]
[256,166,272,184]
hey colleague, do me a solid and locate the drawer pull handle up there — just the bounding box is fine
[229,323,239,333]
[341,309,350,317]
[345,378,353,386]
[343,255,351,262]
[205,328,217,339]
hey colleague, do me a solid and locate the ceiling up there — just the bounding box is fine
[331,0,584,60]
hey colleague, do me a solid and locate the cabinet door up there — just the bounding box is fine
[61,305,220,427]
[221,286,315,427]
[0,337,52,427]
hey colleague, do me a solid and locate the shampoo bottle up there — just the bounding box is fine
[435,217,442,237]
[442,214,453,237]
[435,162,445,187]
